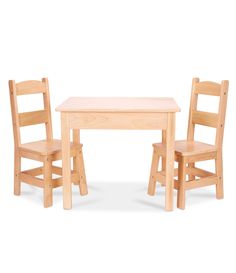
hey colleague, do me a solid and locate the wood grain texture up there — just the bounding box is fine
[147,147,160,196]
[18,110,48,127]
[20,173,44,188]
[14,150,21,195]
[177,160,186,209]
[194,81,221,96]
[69,112,168,130]
[187,78,199,141]
[56,97,180,113]
[61,113,72,210]
[73,129,80,185]
[43,157,53,208]
[165,113,175,211]
[153,140,216,157]
[192,110,218,128]
[16,80,46,95]
[19,139,81,156]
[42,78,53,140]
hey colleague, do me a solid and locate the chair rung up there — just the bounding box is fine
[155,169,217,191]
[52,174,78,187]
[23,167,43,176]
[187,167,215,178]
[156,168,178,177]
[156,172,166,184]
[155,171,179,189]
[185,176,218,190]
[20,173,44,188]
[52,166,62,175]
[52,177,62,188]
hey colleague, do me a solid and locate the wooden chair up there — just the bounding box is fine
[148,78,229,209]
[9,78,88,207]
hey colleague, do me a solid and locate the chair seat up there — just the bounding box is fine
[153,140,216,157]
[19,139,82,155]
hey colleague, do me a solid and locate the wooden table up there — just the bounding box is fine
[56,97,180,211]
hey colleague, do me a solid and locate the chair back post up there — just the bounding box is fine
[9,80,21,147]
[215,80,229,149]
[42,78,53,140]
[187,77,199,141]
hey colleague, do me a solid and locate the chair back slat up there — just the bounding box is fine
[16,80,46,95]
[18,110,48,127]
[194,81,221,96]
[192,110,218,128]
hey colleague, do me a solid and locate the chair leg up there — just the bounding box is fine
[14,151,21,195]
[177,161,186,209]
[215,153,224,199]
[72,129,80,185]
[161,156,166,187]
[148,147,160,196]
[43,157,53,208]
[188,163,195,181]
[77,146,88,196]
[73,155,80,185]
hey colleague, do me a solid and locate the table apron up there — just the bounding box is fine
[67,112,168,130]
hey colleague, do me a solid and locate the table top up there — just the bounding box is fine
[56,97,180,113]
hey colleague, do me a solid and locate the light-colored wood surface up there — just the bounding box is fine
[215,80,228,199]
[61,113,72,210]
[19,172,44,188]
[57,97,179,211]
[77,145,88,196]
[43,157,53,208]
[147,147,160,196]
[42,78,53,140]
[165,113,175,211]
[18,110,48,127]
[194,81,221,96]
[177,160,186,209]
[148,78,229,209]
[153,141,216,157]
[69,112,168,129]
[73,129,80,185]
[16,80,46,95]
[19,139,81,155]
[56,97,180,113]
[14,149,21,195]
[187,78,199,141]
[192,110,218,128]
[9,78,87,208]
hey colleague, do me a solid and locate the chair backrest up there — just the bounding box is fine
[9,78,53,147]
[187,78,229,149]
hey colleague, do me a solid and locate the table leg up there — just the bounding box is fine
[61,113,72,209]
[73,129,88,195]
[73,129,80,185]
[165,113,175,211]
[160,130,166,187]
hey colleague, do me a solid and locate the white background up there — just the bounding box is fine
[0,0,236,272]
